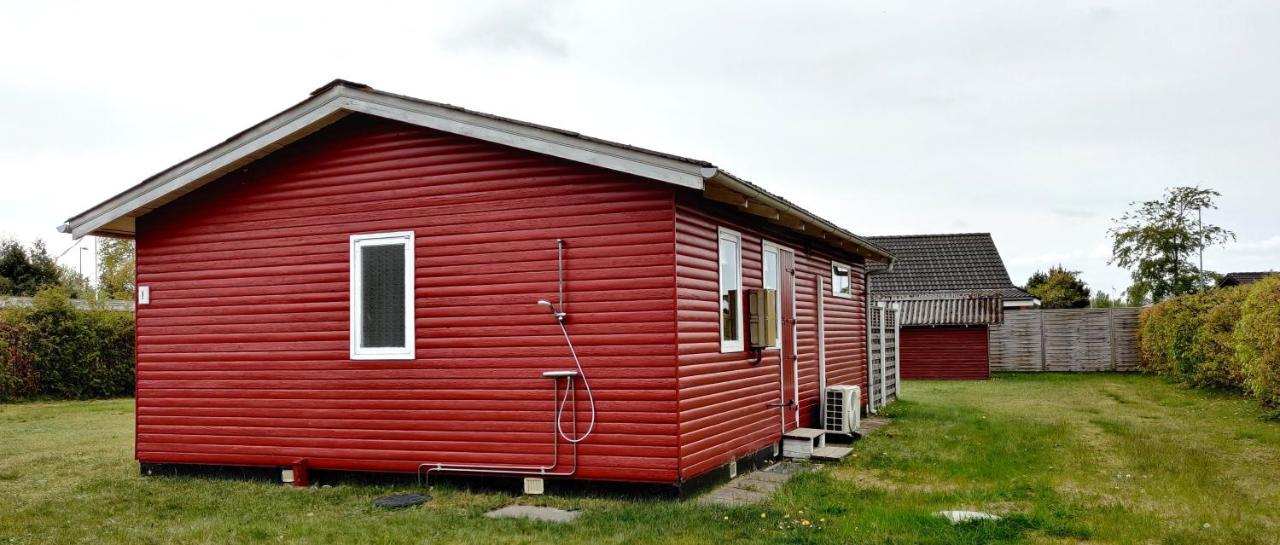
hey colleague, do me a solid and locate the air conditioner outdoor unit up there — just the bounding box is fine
[824,385,861,434]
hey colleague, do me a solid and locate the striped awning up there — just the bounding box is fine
[874,292,1003,326]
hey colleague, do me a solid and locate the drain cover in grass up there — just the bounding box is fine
[373,494,431,508]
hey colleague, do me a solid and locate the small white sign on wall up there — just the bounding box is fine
[138,285,150,305]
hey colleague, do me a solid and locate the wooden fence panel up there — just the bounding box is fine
[1111,309,1141,371]
[868,304,900,408]
[989,310,1043,371]
[990,308,1141,372]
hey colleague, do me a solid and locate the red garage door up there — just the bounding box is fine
[899,326,990,380]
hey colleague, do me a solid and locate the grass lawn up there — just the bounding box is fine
[2,374,1278,544]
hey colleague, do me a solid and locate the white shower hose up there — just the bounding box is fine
[553,318,596,444]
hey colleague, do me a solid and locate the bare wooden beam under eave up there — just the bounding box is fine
[770,214,806,230]
[704,184,749,208]
[743,199,781,220]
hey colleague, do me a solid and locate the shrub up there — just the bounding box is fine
[1189,287,1248,390]
[1138,303,1172,374]
[0,287,134,401]
[1138,293,1207,381]
[1235,275,1280,409]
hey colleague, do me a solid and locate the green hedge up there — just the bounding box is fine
[0,288,134,401]
[1235,275,1280,408]
[1138,275,1280,411]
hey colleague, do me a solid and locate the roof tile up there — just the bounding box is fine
[866,233,1035,301]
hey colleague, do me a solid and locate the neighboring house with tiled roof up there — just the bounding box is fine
[1218,271,1276,288]
[866,233,1038,309]
[862,233,1035,381]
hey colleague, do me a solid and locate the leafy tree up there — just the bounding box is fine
[0,239,61,296]
[1125,283,1151,307]
[1091,291,1123,308]
[57,265,94,300]
[1109,186,1234,302]
[96,238,135,300]
[1024,265,1091,308]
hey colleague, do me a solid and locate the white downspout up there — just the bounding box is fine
[817,275,827,428]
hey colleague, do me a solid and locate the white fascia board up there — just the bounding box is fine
[341,88,707,190]
[65,86,708,238]
[68,87,351,238]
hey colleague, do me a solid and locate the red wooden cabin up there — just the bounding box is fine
[61,80,893,488]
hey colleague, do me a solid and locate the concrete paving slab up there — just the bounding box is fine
[484,505,581,523]
[937,510,1001,523]
[696,462,812,506]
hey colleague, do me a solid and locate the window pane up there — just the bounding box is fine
[719,237,740,342]
[361,243,406,348]
[763,249,778,290]
[834,265,851,295]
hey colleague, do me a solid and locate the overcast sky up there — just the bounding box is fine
[2,1,1277,294]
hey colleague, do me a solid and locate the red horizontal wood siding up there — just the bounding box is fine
[674,195,868,480]
[135,114,680,483]
[899,326,990,380]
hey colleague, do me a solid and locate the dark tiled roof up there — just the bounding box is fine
[866,233,1036,301]
[1218,271,1276,287]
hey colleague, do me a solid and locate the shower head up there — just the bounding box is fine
[537,300,566,322]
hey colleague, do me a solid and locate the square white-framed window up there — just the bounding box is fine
[761,240,785,350]
[831,261,853,299]
[717,227,744,353]
[350,231,415,360]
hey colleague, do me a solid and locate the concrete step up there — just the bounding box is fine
[782,427,826,459]
[782,427,825,440]
[811,445,853,461]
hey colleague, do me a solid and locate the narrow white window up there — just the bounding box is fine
[761,242,783,349]
[832,261,853,299]
[718,227,744,352]
[350,231,415,360]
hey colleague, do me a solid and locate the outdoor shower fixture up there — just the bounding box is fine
[536,293,597,444]
[538,300,567,324]
[417,239,595,485]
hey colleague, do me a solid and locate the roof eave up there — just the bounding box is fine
[61,81,888,260]
[62,83,711,239]
[704,170,894,263]
[62,84,355,239]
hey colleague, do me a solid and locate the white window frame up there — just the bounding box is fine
[717,227,744,353]
[350,231,416,360]
[761,240,785,350]
[831,260,853,299]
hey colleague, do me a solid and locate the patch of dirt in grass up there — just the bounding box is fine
[1025,536,1110,545]
[830,467,961,494]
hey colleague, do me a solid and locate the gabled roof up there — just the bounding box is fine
[59,79,892,262]
[1218,271,1275,288]
[866,233,1036,302]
